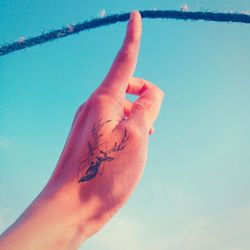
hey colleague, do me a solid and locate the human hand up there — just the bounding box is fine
[46,9,164,241]
[0,11,164,250]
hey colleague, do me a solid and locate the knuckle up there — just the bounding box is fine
[158,88,165,99]
[126,122,144,140]
[134,99,153,112]
[132,100,147,112]
[151,85,165,100]
[75,102,85,116]
[90,93,111,105]
[127,34,140,45]
[117,46,135,63]
[133,99,159,118]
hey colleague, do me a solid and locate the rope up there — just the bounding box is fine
[1,10,250,57]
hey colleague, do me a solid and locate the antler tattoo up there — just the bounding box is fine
[78,120,129,182]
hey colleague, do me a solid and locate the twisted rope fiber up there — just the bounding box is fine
[1,10,250,57]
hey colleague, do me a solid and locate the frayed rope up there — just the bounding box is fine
[1,10,250,57]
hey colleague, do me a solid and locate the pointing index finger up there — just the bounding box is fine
[99,11,142,95]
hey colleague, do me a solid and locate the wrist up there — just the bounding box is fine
[29,182,112,248]
[0,184,89,250]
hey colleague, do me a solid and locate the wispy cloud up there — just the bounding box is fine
[81,215,146,250]
[148,204,250,250]
[0,137,12,150]
[81,204,250,250]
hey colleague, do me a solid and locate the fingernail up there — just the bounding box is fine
[128,12,133,26]
[129,10,137,24]
[126,12,133,33]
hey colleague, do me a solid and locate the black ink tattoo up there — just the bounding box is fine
[78,119,129,182]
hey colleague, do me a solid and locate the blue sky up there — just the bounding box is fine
[1,1,250,249]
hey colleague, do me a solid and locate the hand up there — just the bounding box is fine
[0,11,164,250]
[48,8,164,230]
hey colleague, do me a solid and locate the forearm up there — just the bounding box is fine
[0,185,93,250]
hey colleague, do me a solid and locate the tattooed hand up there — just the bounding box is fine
[0,11,164,250]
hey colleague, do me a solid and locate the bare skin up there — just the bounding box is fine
[0,11,164,250]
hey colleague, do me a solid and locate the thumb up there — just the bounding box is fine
[127,77,165,131]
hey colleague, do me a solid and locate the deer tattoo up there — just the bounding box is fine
[78,119,129,182]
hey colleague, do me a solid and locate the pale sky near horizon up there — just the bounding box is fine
[1,1,250,249]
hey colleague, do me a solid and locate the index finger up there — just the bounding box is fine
[98,11,142,96]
